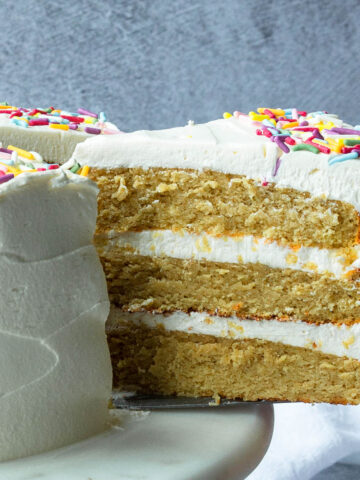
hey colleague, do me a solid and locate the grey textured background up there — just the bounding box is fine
[1,0,360,131]
[1,1,360,478]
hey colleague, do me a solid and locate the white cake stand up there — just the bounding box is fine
[0,404,273,480]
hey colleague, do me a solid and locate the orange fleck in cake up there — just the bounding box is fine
[70,108,360,404]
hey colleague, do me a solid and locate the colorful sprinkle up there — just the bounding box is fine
[0,102,119,136]
[7,145,34,160]
[292,144,320,154]
[328,152,359,166]
[0,174,14,184]
[80,165,90,176]
[84,127,101,135]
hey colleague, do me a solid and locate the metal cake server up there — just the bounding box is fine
[112,392,287,410]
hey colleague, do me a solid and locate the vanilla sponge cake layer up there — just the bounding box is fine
[90,167,359,250]
[107,317,360,405]
[100,247,359,324]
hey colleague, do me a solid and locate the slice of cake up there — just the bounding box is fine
[70,107,360,405]
[0,102,119,164]
[0,145,112,461]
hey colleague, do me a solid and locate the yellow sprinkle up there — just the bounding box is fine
[257,108,285,116]
[84,117,95,124]
[0,163,22,175]
[311,138,329,147]
[223,112,232,119]
[282,121,299,129]
[51,109,61,113]
[7,145,34,160]
[49,123,69,131]
[80,165,90,177]
[249,112,270,121]
[0,105,16,110]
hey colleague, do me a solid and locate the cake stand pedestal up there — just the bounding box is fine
[0,404,273,480]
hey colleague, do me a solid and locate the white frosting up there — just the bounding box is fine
[108,309,360,362]
[0,115,119,164]
[99,229,360,279]
[0,170,112,462]
[72,115,360,211]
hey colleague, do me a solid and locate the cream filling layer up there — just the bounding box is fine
[108,308,360,362]
[98,229,360,279]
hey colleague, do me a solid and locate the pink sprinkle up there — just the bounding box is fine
[69,123,79,130]
[291,126,315,132]
[78,108,98,118]
[0,109,17,114]
[299,121,309,126]
[233,111,241,118]
[261,179,269,186]
[29,119,49,126]
[48,164,59,170]
[37,168,46,171]
[256,129,263,136]
[0,170,6,176]
[305,140,330,154]
[0,173,14,184]
[297,111,307,116]
[262,128,272,138]
[84,126,101,135]
[9,110,22,118]
[263,109,276,119]
[284,137,296,145]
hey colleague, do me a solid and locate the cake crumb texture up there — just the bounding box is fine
[90,167,359,249]
[100,249,360,324]
[108,323,360,405]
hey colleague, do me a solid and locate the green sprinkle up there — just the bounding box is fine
[70,162,80,173]
[344,139,360,146]
[292,144,320,154]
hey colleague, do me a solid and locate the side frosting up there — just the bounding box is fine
[0,169,112,462]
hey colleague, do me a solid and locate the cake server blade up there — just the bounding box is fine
[112,392,286,410]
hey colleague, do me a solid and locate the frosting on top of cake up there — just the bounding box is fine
[0,149,112,461]
[71,108,360,211]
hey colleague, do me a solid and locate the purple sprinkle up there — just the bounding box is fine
[272,157,282,176]
[299,121,309,126]
[0,173,14,184]
[312,128,324,140]
[85,126,101,135]
[78,108,98,118]
[0,147,13,154]
[329,127,360,135]
[274,136,290,153]
[69,123,79,130]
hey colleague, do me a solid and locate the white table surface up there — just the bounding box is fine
[0,404,274,480]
